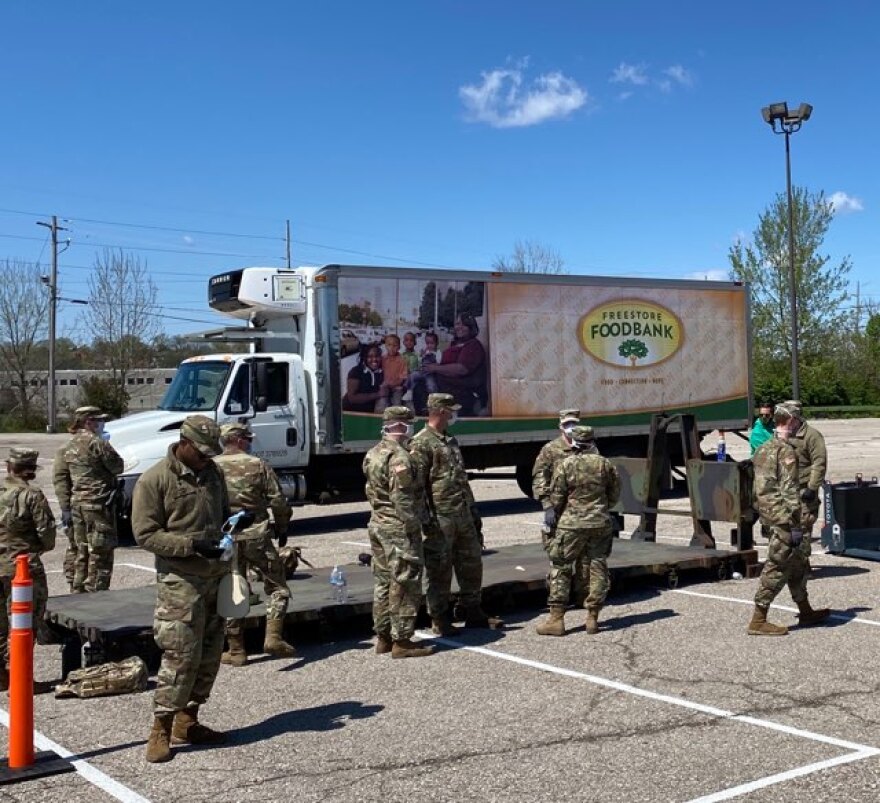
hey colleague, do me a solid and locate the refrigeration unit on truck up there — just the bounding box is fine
[106,264,753,510]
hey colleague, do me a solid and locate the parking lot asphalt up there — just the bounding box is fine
[1,419,879,802]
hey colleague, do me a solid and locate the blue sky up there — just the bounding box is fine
[1,1,876,337]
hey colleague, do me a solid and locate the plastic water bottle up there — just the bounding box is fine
[716,432,727,462]
[218,532,234,562]
[329,565,347,603]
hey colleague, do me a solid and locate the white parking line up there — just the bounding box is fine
[420,633,880,799]
[341,541,371,548]
[671,588,880,628]
[0,708,151,803]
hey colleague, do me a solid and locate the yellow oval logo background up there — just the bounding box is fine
[578,300,683,367]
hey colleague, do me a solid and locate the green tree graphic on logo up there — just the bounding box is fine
[619,339,649,366]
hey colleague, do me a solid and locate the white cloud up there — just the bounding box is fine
[829,191,864,214]
[460,64,588,128]
[657,79,672,94]
[182,235,195,245]
[610,62,649,86]
[683,269,730,281]
[664,65,694,87]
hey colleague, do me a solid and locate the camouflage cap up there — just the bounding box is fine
[382,406,414,423]
[427,393,461,411]
[559,409,580,424]
[220,422,253,439]
[569,425,595,445]
[180,415,222,457]
[74,405,109,420]
[774,400,801,419]
[7,447,39,469]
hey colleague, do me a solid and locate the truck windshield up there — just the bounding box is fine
[158,361,232,412]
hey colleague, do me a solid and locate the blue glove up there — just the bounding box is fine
[790,528,803,547]
[61,509,72,529]
[543,508,557,528]
[800,488,818,504]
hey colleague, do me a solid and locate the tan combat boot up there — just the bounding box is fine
[431,615,460,637]
[220,632,248,667]
[145,714,174,763]
[536,605,566,636]
[391,638,435,659]
[585,606,602,635]
[747,605,788,636]
[797,600,831,627]
[376,633,393,654]
[263,618,296,658]
[463,605,504,629]
[171,705,227,745]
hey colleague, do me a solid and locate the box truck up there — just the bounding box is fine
[106,265,753,509]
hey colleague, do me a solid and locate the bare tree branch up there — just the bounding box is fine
[492,239,567,274]
[0,259,49,420]
[85,248,159,392]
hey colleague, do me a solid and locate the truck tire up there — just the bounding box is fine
[515,463,534,499]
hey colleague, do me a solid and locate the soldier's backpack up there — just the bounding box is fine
[54,656,149,699]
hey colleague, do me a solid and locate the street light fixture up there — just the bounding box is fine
[761,100,813,401]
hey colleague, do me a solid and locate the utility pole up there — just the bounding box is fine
[36,215,68,432]
[285,219,292,269]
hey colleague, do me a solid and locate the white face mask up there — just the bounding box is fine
[562,424,575,437]
[384,423,414,439]
[448,412,458,426]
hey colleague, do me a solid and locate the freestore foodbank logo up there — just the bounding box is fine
[578,300,683,368]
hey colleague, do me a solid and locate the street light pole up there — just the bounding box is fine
[761,101,812,402]
[783,129,799,401]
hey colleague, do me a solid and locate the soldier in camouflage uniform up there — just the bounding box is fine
[748,409,830,635]
[133,415,230,763]
[51,429,78,592]
[409,393,501,634]
[53,406,123,593]
[363,406,433,659]
[0,448,56,691]
[538,426,620,636]
[214,422,296,666]
[777,400,827,540]
[532,408,589,604]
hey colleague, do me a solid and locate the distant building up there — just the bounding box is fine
[0,368,177,417]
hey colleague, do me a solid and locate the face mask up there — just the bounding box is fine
[94,421,105,435]
[448,412,458,426]
[562,424,575,436]
[384,424,414,439]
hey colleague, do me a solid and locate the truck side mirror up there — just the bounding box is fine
[254,362,270,413]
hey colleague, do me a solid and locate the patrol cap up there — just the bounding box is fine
[179,415,222,457]
[569,425,595,445]
[7,447,39,469]
[559,409,580,424]
[427,393,461,411]
[220,422,253,440]
[74,405,109,421]
[774,400,801,420]
[382,406,414,423]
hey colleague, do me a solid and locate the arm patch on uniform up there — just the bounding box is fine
[393,465,407,474]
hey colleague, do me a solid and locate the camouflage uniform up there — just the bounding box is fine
[56,412,124,592]
[532,408,588,601]
[51,443,78,589]
[214,440,292,637]
[752,437,810,609]
[132,417,229,716]
[363,408,425,642]
[0,449,56,675]
[409,396,484,622]
[547,432,621,613]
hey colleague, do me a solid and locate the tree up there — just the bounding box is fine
[0,259,49,424]
[84,249,159,408]
[492,239,566,274]
[619,339,648,366]
[728,187,852,399]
